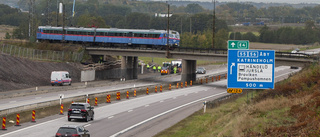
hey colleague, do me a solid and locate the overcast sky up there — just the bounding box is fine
[170,0,320,4]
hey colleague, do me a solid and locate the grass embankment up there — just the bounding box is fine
[156,64,320,137]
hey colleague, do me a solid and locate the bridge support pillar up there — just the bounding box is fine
[133,57,138,79]
[181,60,196,83]
[121,56,138,80]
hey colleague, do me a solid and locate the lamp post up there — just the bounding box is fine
[166,1,170,58]
[212,0,216,49]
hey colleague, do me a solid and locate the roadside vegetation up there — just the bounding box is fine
[156,64,320,136]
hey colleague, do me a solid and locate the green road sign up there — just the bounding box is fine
[228,40,249,49]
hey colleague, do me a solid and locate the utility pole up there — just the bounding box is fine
[56,0,59,26]
[166,1,170,58]
[212,0,216,49]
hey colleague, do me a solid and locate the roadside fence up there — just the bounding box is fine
[0,44,84,62]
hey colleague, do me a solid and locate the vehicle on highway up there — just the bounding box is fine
[56,124,90,137]
[68,103,94,122]
[37,26,180,48]
[196,67,206,74]
[161,66,170,75]
[51,71,72,86]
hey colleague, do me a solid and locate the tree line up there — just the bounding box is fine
[230,21,320,45]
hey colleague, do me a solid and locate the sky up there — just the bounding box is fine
[164,0,320,4]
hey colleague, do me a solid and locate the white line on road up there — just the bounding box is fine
[9,101,17,103]
[172,97,176,99]
[160,100,164,103]
[128,110,133,113]
[77,91,83,93]
[0,117,64,137]
[184,94,188,96]
[108,116,114,119]
[96,89,100,90]
[35,97,41,99]
[84,124,91,127]
[145,104,149,107]
[110,92,227,137]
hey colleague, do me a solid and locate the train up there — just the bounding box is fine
[36,26,180,48]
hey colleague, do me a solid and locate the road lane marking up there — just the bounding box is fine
[35,97,41,99]
[0,117,65,137]
[9,101,17,103]
[160,100,164,103]
[128,110,133,113]
[110,91,228,137]
[184,94,188,96]
[108,116,114,119]
[96,89,100,90]
[145,104,149,107]
[84,124,91,127]
[77,91,83,93]
[172,97,176,99]
[195,91,198,93]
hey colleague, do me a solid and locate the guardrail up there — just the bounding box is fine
[86,46,318,60]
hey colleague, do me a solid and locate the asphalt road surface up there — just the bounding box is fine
[0,66,300,137]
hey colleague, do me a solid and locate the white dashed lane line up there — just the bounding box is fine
[84,124,91,127]
[145,104,149,107]
[128,110,133,113]
[108,116,114,119]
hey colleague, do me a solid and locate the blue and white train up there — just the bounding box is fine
[37,26,180,48]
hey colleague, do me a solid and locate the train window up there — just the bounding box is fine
[148,34,153,38]
[144,34,148,37]
[103,32,107,36]
[108,33,115,36]
[154,34,160,38]
[123,33,127,37]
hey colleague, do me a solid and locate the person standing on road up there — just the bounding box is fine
[157,65,161,72]
[147,64,150,70]
[153,65,156,73]
[173,66,177,74]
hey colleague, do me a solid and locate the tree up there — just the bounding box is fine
[4,32,11,39]
[185,4,204,14]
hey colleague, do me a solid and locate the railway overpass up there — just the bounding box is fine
[85,46,318,82]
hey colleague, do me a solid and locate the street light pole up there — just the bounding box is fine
[212,0,216,49]
[166,1,170,58]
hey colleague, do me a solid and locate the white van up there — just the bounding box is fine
[51,71,72,86]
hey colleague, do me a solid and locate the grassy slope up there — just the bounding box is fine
[155,64,320,137]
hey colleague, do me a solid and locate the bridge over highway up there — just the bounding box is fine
[86,46,318,82]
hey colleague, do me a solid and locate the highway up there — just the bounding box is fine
[0,65,300,137]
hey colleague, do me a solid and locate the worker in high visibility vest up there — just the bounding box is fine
[153,65,156,73]
[147,64,150,70]
[157,65,161,72]
[173,66,177,74]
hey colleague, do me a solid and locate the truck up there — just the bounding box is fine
[161,60,182,75]
[51,71,72,86]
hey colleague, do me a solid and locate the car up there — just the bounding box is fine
[196,67,206,74]
[68,103,94,122]
[55,125,90,137]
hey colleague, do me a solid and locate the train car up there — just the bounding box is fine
[37,26,180,48]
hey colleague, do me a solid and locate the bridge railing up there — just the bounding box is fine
[86,46,318,60]
[275,52,318,60]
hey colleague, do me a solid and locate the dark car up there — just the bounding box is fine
[68,103,94,122]
[56,125,90,137]
[196,67,206,74]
